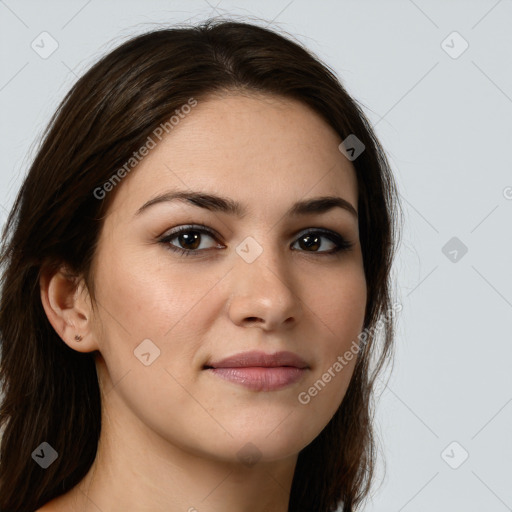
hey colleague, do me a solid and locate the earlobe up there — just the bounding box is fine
[39,267,97,353]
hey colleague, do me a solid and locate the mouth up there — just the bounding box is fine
[203,350,309,392]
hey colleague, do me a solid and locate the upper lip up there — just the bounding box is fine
[204,350,309,369]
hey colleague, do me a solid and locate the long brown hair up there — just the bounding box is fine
[0,18,402,511]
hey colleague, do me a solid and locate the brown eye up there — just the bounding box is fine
[292,230,354,255]
[159,225,222,257]
[296,233,327,251]
[159,225,353,258]
[175,231,202,250]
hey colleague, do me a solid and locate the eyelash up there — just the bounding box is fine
[158,224,354,258]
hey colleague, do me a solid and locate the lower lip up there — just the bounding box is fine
[206,367,307,391]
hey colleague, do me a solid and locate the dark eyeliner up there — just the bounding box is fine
[292,228,354,255]
[158,224,221,258]
[158,225,354,257]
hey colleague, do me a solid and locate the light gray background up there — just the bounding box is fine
[1,1,511,511]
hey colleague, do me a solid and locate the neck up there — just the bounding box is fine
[46,361,299,512]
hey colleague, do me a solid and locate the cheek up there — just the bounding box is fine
[95,244,224,336]
[92,245,227,384]
[299,266,366,406]
[307,263,367,345]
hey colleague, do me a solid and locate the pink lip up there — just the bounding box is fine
[203,350,309,391]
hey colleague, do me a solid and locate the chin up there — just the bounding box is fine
[212,422,318,465]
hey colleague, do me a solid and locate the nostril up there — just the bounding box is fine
[246,317,262,324]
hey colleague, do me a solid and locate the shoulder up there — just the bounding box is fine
[36,484,84,510]
[36,496,66,511]
[36,503,54,511]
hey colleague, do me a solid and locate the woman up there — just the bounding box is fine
[0,18,402,512]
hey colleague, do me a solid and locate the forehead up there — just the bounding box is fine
[107,93,358,219]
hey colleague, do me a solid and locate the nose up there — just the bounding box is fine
[226,241,303,331]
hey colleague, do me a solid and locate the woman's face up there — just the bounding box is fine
[88,93,367,464]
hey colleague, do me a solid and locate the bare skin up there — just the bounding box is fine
[38,93,367,512]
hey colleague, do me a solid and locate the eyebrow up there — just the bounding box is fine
[135,190,358,219]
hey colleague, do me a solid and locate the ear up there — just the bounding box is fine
[40,267,99,353]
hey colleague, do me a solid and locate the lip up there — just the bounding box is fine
[203,350,309,392]
[204,350,309,369]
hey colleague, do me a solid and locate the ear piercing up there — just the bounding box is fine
[74,334,83,342]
